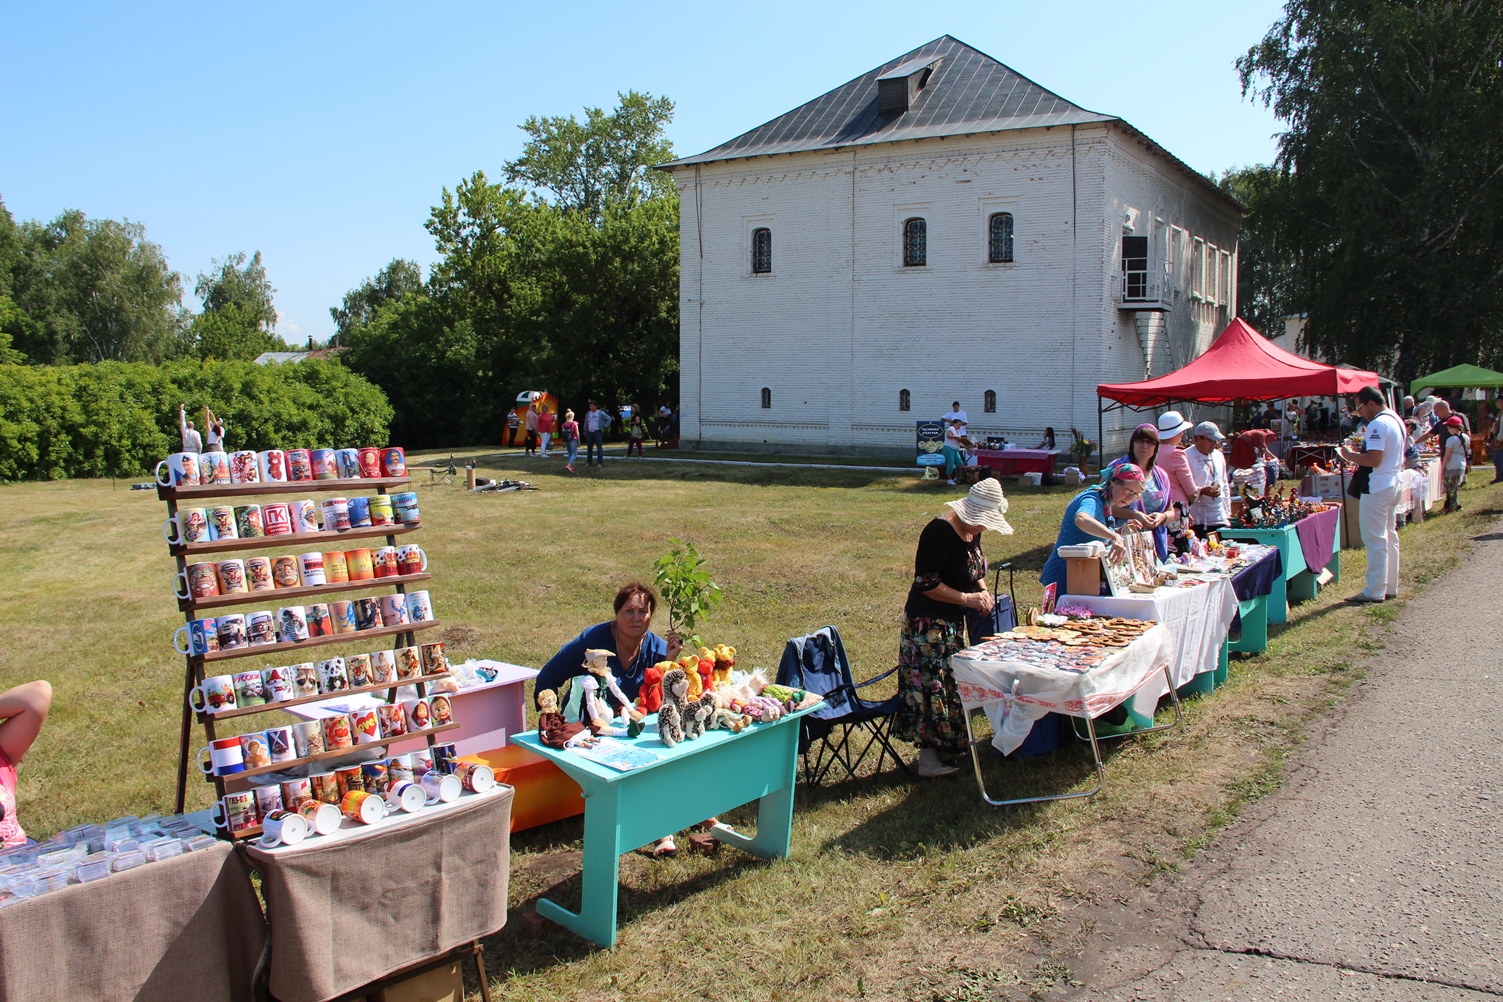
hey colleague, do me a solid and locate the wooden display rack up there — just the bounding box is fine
[159,472,452,839]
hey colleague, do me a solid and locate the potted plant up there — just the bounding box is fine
[1069,428,1096,472]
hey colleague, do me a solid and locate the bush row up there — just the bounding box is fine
[0,359,393,481]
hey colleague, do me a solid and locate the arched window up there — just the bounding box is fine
[988,212,1014,263]
[899,389,911,412]
[760,387,771,409]
[751,228,772,274]
[984,390,997,413]
[902,218,927,267]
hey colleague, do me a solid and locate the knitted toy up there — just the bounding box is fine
[658,668,689,748]
[684,690,717,741]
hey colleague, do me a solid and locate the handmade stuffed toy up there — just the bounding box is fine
[537,689,587,749]
[679,654,704,699]
[658,668,689,748]
[683,690,716,740]
[581,648,644,735]
[636,663,668,715]
[702,644,737,685]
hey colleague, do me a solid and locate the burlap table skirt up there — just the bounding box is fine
[0,841,265,1002]
[244,786,513,1002]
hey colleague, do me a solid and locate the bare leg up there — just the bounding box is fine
[0,681,51,766]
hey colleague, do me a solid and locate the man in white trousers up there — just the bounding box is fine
[1339,386,1406,603]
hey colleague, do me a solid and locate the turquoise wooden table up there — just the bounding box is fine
[512,704,817,948]
[1221,508,1341,624]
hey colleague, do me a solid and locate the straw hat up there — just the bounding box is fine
[946,478,1013,534]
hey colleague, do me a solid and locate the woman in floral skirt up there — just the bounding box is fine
[897,478,1013,777]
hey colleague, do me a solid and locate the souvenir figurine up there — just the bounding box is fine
[537,689,586,749]
[580,649,645,737]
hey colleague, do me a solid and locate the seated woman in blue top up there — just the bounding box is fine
[1038,462,1146,595]
[534,582,683,715]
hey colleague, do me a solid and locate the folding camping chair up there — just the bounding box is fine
[776,626,909,786]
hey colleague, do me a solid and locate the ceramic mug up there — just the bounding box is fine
[410,749,434,777]
[367,495,394,526]
[329,600,357,634]
[286,448,313,482]
[360,760,388,794]
[281,777,312,807]
[291,663,319,697]
[291,719,323,757]
[336,448,362,480]
[291,499,320,534]
[175,562,219,600]
[261,502,292,536]
[175,618,221,657]
[452,761,496,794]
[216,559,248,595]
[216,613,248,650]
[232,669,267,707]
[245,556,275,592]
[420,642,448,676]
[392,492,420,525]
[298,552,326,587]
[277,606,309,643]
[259,808,309,848]
[317,658,349,692]
[252,784,285,817]
[350,707,382,745]
[429,694,454,727]
[238,731,272,769]
[198,736,245,776]
[345,548,374,581]
[334,765,364,799]
[372,546,399,577]
[188,673,237,713]
[387,754,415,784]
[344,653,373,687]
[309,770,340,805]
[381,446,406,478]
[199,451,231,485]
[163,508,210,545]
[208,505,238,541]
[346,496,372,529]
[246,609,276,646]
[305,603,332,637]
[233,504,264,539]
[394,646,422,680]
[265,726,297,763]
[402,697,432,733]
[405,590,433,622]
[272,555,301,588]
[322,550,349,583]
[385,780,426,814]
[297,798,341,835]
[353,597,383,631]
[320,498,350,533]
[370,650,396,684]
[357,447,382,478]
[210,790,258,833]
[263,664,296,702]
[341,789,386,824]
[321,713,353,750]
[431,743,458,774]
[378,594,409,627]
[420,771,461,805]
[258,449,288,483]
[396,546,427,575]
[310,448,338,480]
[377,703,407,738]
[229,450,261,484]
[156,452,201,487]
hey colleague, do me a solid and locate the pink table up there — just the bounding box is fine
[974,448,1059,476]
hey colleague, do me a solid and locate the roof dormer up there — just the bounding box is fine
[876,55,942,114]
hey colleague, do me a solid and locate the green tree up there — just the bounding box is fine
[195,251,278,332]
[1217,165,1301,340]
[1239,0,1503,380]
[329,259,424,340]
[187,303,284,361]
[504,91,676,224]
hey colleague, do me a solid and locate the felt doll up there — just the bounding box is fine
[537,689,586,749]
[580,648,644,735]
[636,663,668,715]
[658,668,689,748]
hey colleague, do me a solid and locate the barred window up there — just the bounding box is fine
[751,228,772,274]
[984,390,997,413]
[988,213,1014,263]
[760,387,771,409]
[899,389,911,412]
[902,218,927,267]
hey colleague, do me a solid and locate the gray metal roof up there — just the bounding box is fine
[661,36,1113,168]
[659,35,1241,212]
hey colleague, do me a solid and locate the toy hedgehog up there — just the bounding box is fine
[684,690,717,741]
[658,668,689,748]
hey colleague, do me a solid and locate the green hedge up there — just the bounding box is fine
[0,359,394,481]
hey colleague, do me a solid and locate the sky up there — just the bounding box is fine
[0,1,1287,344]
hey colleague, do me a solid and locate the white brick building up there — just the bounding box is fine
[659,36,1242,457]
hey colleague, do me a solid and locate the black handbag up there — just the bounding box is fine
[1346,464,1370,497]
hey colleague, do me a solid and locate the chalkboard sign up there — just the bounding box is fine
[916,421,945,466]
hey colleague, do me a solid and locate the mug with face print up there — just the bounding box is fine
[377,703,407,738]
[238,731,272,770]
[291,499,320,534]
[357,447,381,478]
[233,504,264,539]
[216,559,248,595]
[163,508,210,545]
[381,446,406,478]
[208,506,238,541]
[156,452,201,487]
[175,562,220,600]
[291,663,319,697]
[272,555,301,588]
[263,665,296,702]
[245,556,275,592]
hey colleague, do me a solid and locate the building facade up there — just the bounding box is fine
[661,36,1242,456]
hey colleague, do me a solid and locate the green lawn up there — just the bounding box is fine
[0,450,1492,1001]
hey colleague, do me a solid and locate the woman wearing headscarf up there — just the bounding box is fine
[1039,462,1148,596]
[1107,425,1172,559]
[897,478,1013,777]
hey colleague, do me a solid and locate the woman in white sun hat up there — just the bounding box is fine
[896,477,1014,777]
[1155,410,1200,514]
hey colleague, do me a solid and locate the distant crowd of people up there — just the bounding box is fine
[504,398,679,471]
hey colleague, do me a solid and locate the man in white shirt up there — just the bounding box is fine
[942,401,967,432]
[583,400,612,467]
[1186,421,1231,534]
[179,405,202,453]
[1340,386,1405,602]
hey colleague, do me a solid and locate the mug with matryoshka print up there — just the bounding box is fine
[271,555,301,589]
[155,452,201,488]
[208,506,238,541]
[189,674,237,713]
[174,563,219,601]
[209,790,258,833]
[245,557,275,593]
[371,546,399,578]
[378,595,409,627]
[286,449,313,482]
[163,508,210,545]
[305,603,332,637]
[216,559,248,595]
[258,449,288,483]
[175,618,220,657]
[229,451,261,484]
[246,610,276,647]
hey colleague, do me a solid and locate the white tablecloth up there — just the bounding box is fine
[951,624,1173,755]
[1066,578,1237,697]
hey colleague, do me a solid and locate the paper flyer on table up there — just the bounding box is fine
[568,736,662,771]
